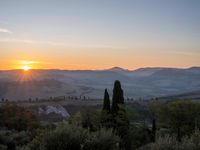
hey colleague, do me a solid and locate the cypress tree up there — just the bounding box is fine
[152,118,156,142]
[101,89,113,128]
[103,89,110,112]
[111,80,130,150]
[112,80,124,114]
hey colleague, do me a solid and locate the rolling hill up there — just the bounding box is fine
[0,67,200,101]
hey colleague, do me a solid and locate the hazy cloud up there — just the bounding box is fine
[170,51,200,56]
[19,60,52,65]
[0,28,12,34]
[0,38,123,49]
[20,60,40,65]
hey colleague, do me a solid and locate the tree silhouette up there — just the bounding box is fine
[101,89,113,128]
[103,89,110,112]
[112,80,124,114]
[152,118,156,142]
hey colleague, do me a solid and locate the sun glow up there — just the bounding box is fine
[16,60,40,71]
[21,65,31,71]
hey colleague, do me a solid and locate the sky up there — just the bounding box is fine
[0,0,200,70]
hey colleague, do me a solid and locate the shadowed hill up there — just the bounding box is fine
[0,67,200,100]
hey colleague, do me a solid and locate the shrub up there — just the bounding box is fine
[155,100,200,141]
[29,123,87,150]
[29,123,120,150]
[138,130,200,150]
[0,129,31,149]
[69,108,101,131]
[0,103,39,132]
[83,128,119,150]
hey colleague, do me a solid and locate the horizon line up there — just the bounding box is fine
[0,66,199,72]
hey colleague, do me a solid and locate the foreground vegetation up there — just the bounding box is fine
[0,80,200,150]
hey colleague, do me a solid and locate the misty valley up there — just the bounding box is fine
[1,0,200,149]
[0,68,200,150]
[1,67,200,101]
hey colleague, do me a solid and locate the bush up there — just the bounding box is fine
[155,100,200,140]
[0,129,31,149]
[29,123,120,150]
[128,125,152,149]
[29,123,87,150]
[84,128,119,150]
[0,103,39,132]
[138,130,200,150]
[181,130,200,150]
[69,108,101,132]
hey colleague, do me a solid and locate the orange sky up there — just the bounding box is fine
[1,47,199,70]
[0,1,200,70]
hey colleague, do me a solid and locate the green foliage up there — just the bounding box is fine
[155,100,200,140]
[128,124,152,149]
[2,81,200,150]
[114,105,130,150]
[0,129,31,150]
[28,132,45,150]
[181,130,200,150]
[125,106,138,122]
[138,130,200,150]
[114,105,129,137]
[29,124,86,150]
[0,103,39,132]
[44,124,87,150]
[70,108,101,131]
[138,134,179,150]
[107,80,129,136]
[80,109,100,131]
[101,81,130,149]
[28,123,120,150]
[83,128,120,150]
[101,110,114,128]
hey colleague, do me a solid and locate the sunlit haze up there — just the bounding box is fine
[0,0,200,70]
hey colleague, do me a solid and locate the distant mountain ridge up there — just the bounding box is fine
[1,66,199,72]
[0,66,200,100]
[107,67,130,72]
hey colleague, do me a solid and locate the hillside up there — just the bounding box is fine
[0,67,200,100]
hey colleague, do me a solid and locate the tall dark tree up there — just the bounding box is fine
[112,80,124,114]
[103,89,110,112]
[111,80,130,150]
[101,89,113,128]
[152,118,156,142]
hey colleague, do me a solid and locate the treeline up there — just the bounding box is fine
[0,80,200,150]
[0,95,91,103]
[0,103,39,150]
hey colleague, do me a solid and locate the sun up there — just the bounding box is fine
[21,65,31,71]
